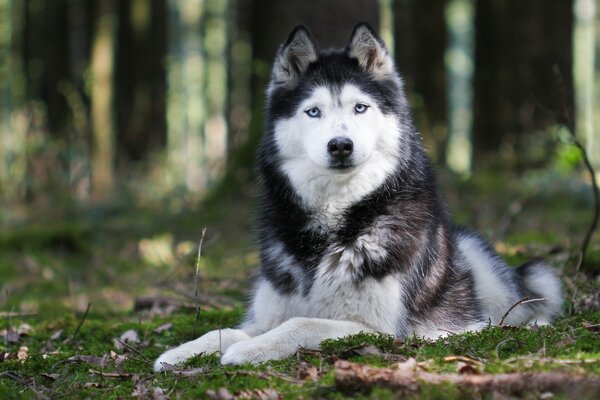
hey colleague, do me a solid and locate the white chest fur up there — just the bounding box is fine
[248,244,406,336]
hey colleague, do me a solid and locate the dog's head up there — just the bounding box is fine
[261,23,415,209]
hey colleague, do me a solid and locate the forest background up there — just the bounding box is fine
[0,0,599,398]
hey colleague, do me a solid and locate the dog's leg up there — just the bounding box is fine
[221,317,374,365]
[154,328,252,371]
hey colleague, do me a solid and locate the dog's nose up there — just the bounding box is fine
[327,137,353,158]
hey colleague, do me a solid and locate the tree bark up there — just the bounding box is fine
[472,0,574,169]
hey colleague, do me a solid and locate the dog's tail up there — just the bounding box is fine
[515,260,563,324]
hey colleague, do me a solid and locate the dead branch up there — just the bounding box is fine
[334,359,600,395]
[66,302,91,343]
[114,338,152,365]
[193,227,207,338]
[224,369,301,384]
[498,297,546,326]
[553,65,600,274]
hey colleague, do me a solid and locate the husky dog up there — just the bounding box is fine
[154,23,562,371]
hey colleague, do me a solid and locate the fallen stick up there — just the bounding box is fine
[334,359,600,395]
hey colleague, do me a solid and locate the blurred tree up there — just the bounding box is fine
[394,0,448,164]
[473,0,574,169]
[116,0,167,163]
[90,0,117,200]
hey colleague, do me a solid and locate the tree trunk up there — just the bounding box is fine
[472,0,574,169]
[116,0,167,163]
[393,0,448,164]
[90,0,116,200]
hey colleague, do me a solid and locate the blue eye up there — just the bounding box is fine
[355,103,369,114]
[305,107,321,118]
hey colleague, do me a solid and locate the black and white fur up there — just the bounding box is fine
[154,23,562,370]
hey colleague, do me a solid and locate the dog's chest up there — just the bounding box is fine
[293,246,403,334]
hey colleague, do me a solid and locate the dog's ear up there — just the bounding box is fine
[347,22,394,79]
[271,26,318,89]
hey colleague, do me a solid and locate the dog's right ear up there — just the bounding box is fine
[271,26,318,89]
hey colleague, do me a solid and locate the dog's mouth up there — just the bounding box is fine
[328,160,355,170]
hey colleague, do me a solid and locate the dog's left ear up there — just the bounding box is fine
[347,22,395,79]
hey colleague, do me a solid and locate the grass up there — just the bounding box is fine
[1,168,599,398]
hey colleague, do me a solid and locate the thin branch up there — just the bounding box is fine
[224,369,301,384]
[192,227,207,338]
[115,338,151,365]
[498,297,546,326]
[553,65,600,274]
[67,303,91,343]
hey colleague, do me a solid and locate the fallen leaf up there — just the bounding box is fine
[17,346,29,362]
[41,373,61,380]
[50,329,63,341]
[207,387,234,400]
[110,351,128,368]
[296,361,318,382]
[113,329,140,350]
[457,361,481,375]
[16,323,33,336]
[171,367,207,377]
[396,357,417,374]
[68,354,109,367]
[153,323,172,334]
[236,389,280,400]
[582,323,600,334]
[151,387,170,400]
[89,368,132,378]
[0,327,20,343]
[354,344,384,357]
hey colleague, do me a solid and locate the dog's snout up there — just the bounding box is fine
[327,137,353,158]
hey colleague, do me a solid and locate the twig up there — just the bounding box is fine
[67,303,91,343]
[4,289,11,347]
[88,369,132,379]
[115,338,152,365]
[192,227,207,338]
[498,297,546,326]
[553,65,600,274]
[224,369,300,384]
[505,356,600,365]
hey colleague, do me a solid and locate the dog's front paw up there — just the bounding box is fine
[154,348,190,371]
[221,339,286,365]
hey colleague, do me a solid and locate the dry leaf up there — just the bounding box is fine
[114,329,140,350]
[17,346,29,362]
[354,344,384,357]
[457,361,481,375]
[236,389,280,400]
[153,323,173,334]
[68,354,109,367]
[50,329,63,341]
[16,323,33,336]
[41,373,61,380]
[89,368,132,378]
[207,387,234,400]
[0,327,20,343]
[396,357,417,373]
[296,361,319,381]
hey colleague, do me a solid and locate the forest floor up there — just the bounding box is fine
[0,167,599,399]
